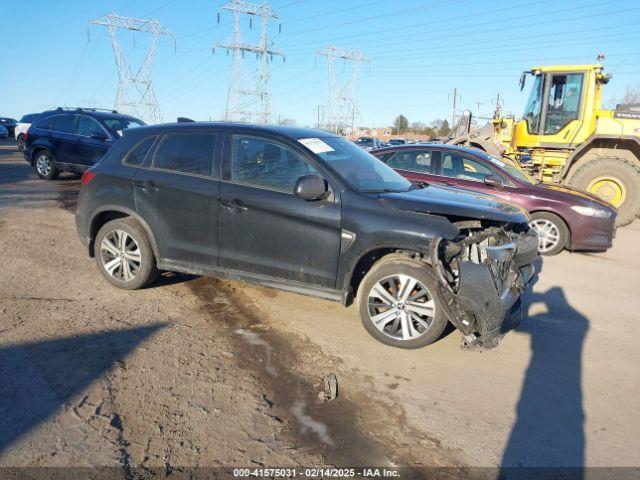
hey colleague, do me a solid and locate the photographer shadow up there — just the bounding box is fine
[499,285,588,479]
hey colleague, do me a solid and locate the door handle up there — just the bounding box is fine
[220,198,248,212]
[133,180,159,192]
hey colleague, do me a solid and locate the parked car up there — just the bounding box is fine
[372,144,617,255]
[0,117,17,137]
[14,113,40,151]
[387,138,406,146]
[23,107,145,180]
[354,137,385,151]
[0,124,8,139]
[76,123,538,349]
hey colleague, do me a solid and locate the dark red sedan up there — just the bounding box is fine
[372,144,617,255]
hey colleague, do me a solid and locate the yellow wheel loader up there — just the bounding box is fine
[447,63,640,226]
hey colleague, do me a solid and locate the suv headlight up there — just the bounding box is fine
[570,205,612,218]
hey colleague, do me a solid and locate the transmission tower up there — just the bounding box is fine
[318,46,369,135]
[89,13,173,124]
[215,0,284,123]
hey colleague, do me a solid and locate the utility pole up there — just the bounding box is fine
[492,92,504,118]
[474,100,482,122]
[215,0,284,123]
[89,13,173,124]
[448,87,461,127]
[318,46,369,135]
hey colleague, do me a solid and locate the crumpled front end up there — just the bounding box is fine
[430,220,538,349]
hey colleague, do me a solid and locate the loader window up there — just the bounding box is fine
[544,73,583,135]
[523,75,543,134]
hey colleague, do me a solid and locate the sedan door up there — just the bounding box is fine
[383,148,440,183]
[218,134,341,288]
[133,130,221,267]
[437,151,512,202]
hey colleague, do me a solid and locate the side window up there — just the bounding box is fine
[52,115,76,133]
[76,116,106,137]
[387,150,434,173]
[124,136,157,167]
[544,73,583,134]
[231,136,317,193]
[153,133,217,177]
[441,153,495,182]
[34,116,55,131]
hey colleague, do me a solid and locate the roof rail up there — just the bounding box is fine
[55,107,119,114]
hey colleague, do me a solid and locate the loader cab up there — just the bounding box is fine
[515,65,606,147]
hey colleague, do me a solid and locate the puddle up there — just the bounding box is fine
[291,400,334,447]
[235,328,278,377]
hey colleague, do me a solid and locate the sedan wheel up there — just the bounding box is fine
[367,273,436,341]
[528,211,569,256]
[99,229,142,282]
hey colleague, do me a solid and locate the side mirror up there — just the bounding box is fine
[484,174,503,187]
[294,175,329,201]
[91,132,109,141]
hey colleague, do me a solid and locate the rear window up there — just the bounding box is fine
[152,133,217,177]
[34,116,55,130]
[124,136,157,167]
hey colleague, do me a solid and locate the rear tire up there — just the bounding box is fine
[357,255,447,349]
[566,156,640,227]
[34,149,59,180]
[94,218,159,290]
[528,211,569,256]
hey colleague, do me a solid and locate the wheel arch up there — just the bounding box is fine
[563,135,640,179]
[344,247,429,301]
[88,206,159,259]
[529,209,572,246]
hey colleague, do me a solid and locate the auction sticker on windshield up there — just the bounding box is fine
[298,138,334,154]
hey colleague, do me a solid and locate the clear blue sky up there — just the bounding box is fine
[1,0,639,127]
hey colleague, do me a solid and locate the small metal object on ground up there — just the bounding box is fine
[319,373,338,402]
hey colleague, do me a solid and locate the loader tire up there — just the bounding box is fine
[566,157,640,227]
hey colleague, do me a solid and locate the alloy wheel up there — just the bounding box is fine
[529,218,560,253]
[367,274,435,341]
[36,154,51,176]
[99,229,142,282]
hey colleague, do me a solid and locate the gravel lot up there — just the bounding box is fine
[1,139,639,477]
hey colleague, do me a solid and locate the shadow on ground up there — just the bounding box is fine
[0,323,167,455]
[499,285,588,479]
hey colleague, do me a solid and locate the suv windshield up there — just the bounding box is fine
[307,136,411,193]
[102,117,145,137]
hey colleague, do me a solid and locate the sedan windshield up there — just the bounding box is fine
[480,152,537,185]
[308,136,411,193]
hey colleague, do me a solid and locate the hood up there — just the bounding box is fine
[533,182,615,209]
[378,184,529,224]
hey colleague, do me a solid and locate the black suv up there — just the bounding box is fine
[76,123,538,349]
[23,108,145,180]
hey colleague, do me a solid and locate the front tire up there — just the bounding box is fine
[94,218,159,290]
[357,255,447,349]
[528,211,569,256]
[34,149,59,180]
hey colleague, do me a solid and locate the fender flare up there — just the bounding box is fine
[88,205,160,258]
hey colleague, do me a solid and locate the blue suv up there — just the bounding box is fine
[24,108,145,180]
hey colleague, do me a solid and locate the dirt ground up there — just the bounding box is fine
[1,139,639,477]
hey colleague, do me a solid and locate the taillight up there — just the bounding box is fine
[23,132,29,141]
[81,170,96,186]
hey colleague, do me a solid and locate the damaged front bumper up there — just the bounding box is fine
[430,221,539,349]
